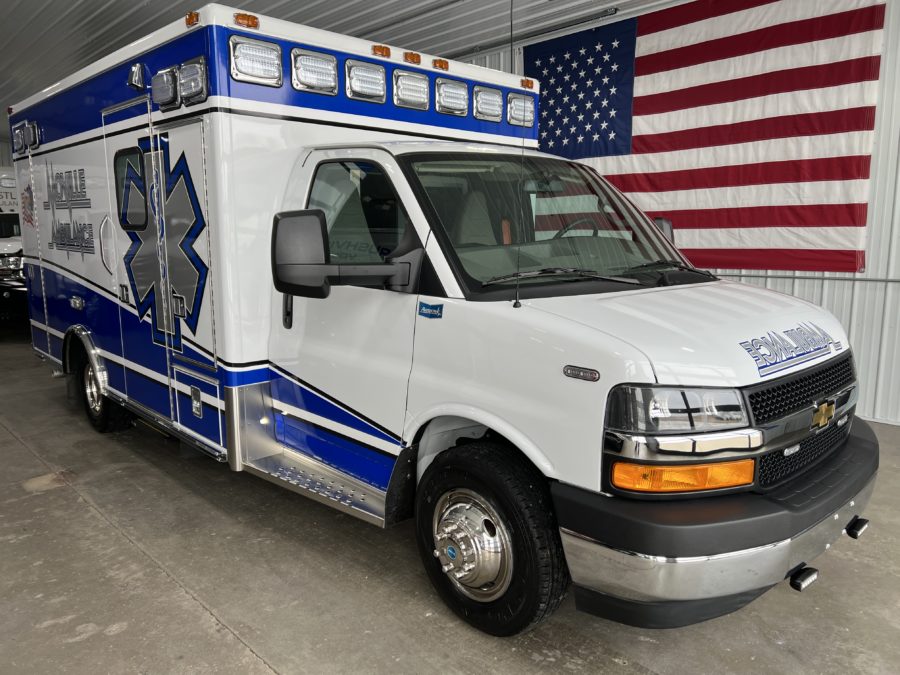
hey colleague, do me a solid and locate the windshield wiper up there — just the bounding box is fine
[619,259,715,278]
[482,267,642,287]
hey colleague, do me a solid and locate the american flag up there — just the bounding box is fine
[524,0,886,272]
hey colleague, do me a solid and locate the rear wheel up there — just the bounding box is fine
[415,441,570,636]
[74,349,130,432]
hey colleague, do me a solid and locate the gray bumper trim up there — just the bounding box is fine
[561,475,876,603]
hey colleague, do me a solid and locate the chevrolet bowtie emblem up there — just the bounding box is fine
[812,400,836,429]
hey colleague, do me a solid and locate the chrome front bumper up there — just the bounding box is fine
[561,475,875,605]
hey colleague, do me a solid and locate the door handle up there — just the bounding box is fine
[282,294,293,329]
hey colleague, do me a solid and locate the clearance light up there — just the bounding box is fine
[178,58,207,105]
[346,60,386,102]
[234,12,260,29]
[292,49,338,95]
[473,86,503,122]
[508,93,535,127]
[404,51,421,65]
[185,11,200,27]
[372,44,391,58]
[432,58,449,71]
[612,459,755,493]
[151,68,179,109]
[521,78,535,90]
[435,78,467,115]
[230,36,282,87]
[394,71,429,110]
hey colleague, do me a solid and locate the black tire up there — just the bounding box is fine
[72,348,131,433]
[415,441,570,636]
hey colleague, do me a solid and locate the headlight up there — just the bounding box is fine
[607,385,748,434]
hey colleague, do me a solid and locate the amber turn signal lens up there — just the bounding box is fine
[612,459,755,493]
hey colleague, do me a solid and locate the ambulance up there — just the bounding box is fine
[0,166,23,285]
[10,4,878,635]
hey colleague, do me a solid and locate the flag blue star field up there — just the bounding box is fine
[524,19,637,160]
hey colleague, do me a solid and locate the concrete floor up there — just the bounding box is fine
[1,328,898,675]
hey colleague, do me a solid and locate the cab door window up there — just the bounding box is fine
[307,161,410,263]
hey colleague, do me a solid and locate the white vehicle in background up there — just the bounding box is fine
[0,167,24,285]
[11,4,878,635]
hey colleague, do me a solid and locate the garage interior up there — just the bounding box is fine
[2,1,899,673]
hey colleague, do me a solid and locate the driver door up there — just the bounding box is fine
[268,148,423,488]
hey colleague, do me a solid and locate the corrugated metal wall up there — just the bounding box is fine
[463,1,900,425]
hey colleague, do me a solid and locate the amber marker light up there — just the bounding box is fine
[404,51,421,65]
[432,58,449,71]
[612,459,755,493]
[521,78,535,89]
[372,45,392,58]
[234,12,260,29]
[185,11,200,27]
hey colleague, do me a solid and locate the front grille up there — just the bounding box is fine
[747,353,855,425]
[758,422,850,487]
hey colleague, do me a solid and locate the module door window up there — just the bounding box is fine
[307,161,409,265]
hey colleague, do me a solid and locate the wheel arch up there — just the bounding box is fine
[62,325,108,394]
[407,407,556,484]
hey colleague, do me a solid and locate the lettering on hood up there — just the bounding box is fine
[740,323,843,377]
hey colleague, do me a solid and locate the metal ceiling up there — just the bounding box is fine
[0,0,669,142]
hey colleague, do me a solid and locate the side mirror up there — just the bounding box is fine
[653,216,674,242]
[271,210,413,299]
[272,209,332,298]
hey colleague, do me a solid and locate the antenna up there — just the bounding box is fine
[511,0,523,309]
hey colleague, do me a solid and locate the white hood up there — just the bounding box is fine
[0,235,22,255]
[526,280,850,387]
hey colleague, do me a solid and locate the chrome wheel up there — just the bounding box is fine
[431,488,513,602]
[83,363,102,415]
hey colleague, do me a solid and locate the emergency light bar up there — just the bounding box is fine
[151,68,179,109]
[393,71,429,110]
[230,36,282,86]
[346,61,386,102]
[473,86,503,122]
[435,79,468,116]
[507,93,535,127]
[292,49,338,95]
[179,58,207,105]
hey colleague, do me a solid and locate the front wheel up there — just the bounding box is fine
[415,441,570,636]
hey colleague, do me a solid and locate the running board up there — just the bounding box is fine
[243,447,387,527]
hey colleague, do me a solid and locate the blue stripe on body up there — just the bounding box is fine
[274,413,395,491]
[11,26,537,146]
[28,263,401,479]
[270,369,401,446]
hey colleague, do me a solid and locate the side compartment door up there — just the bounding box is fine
[102,98,152,398]
[267,149,421,491]
[152,119,221,448]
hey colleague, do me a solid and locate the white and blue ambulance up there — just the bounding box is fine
[11,4,878,635]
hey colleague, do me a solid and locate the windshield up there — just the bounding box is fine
[0,214,20,239]
[405,153,689,295]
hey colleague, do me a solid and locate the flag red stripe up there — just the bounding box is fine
[607,156,871,193]
[635,5,886,77]
[643,204,869,229]
[632,56,882,116]
[681,248,864,272]
[632,107,876,154]
[636,0,778,37]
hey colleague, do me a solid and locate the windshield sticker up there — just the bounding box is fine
[418,302,444,319]
[740,323,843,377]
